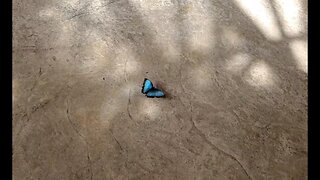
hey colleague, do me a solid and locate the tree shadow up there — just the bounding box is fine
[13,0,307,179]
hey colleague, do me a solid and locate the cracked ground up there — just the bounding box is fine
[13,0,307,179]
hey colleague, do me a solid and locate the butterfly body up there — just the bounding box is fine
[141,78,165,98]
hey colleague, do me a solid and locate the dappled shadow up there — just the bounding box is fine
[13,0,307,179]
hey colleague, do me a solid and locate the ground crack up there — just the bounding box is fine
[109,130,124,151]
[87,152,93,180]
[30,66,43,92]
[68,12,88,20]
[124,58,128,82]
[189,103,253,180]
[66,108,84,140]
[31,99,51,114]
[66,98,93,179]
[109,130,129,168]
[127,89,133,121]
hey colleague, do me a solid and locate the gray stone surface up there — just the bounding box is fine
[13,0,307,179]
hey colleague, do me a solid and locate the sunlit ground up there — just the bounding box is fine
[13,0,307,179]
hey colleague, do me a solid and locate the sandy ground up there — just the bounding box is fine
[13,0,307,179]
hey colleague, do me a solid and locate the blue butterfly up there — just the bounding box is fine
[141,78,165,98]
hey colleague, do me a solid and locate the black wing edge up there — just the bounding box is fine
[146,94,166,98]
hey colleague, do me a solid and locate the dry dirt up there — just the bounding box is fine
[13,0,307,179]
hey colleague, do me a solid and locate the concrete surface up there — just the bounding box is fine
[13,0,307,179]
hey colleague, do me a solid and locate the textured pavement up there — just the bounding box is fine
[13,0,307,179]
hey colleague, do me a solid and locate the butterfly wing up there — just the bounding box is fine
[142,78,154,94]
[146,88,165,98]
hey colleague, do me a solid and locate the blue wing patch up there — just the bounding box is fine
[141,78,165,98]
[141,78,153,94]
[146,89,165,98]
